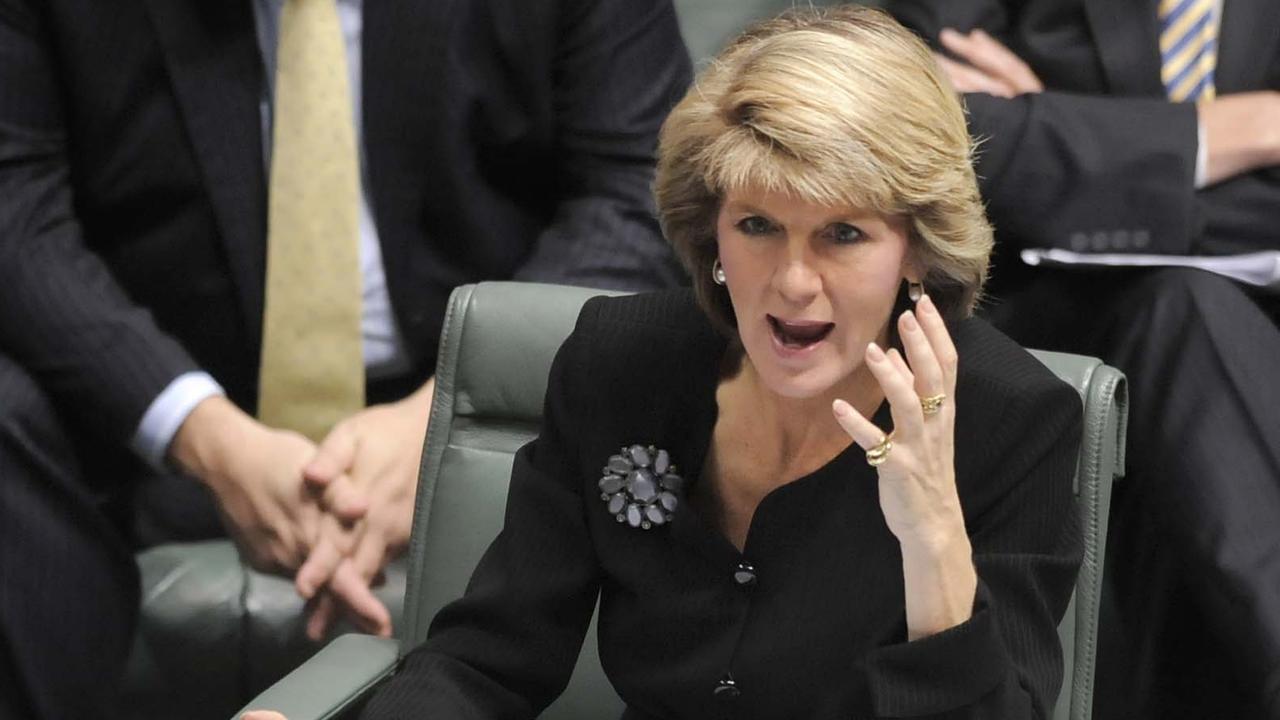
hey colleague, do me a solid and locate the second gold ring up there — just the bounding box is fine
[865,431,894,467]
[920,393,947,415]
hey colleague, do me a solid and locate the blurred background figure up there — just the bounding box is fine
[882,0,1280,717]
[0,0,688,716]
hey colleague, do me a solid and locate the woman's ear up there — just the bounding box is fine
[903,251,925,287]
[902,249,927,302]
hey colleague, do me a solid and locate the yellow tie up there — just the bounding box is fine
[1158,0,1218,102]
[258,0,364,441]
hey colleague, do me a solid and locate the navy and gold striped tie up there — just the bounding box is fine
[1158,0,1218,102]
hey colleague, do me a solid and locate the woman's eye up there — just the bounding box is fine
[736,216,774,236]
[827,223,864,245]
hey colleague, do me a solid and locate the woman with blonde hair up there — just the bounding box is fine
[248,6,1081,718]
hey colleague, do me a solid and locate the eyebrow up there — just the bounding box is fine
[725,202,871,226]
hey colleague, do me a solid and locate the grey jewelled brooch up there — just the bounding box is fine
[599,444,683,530]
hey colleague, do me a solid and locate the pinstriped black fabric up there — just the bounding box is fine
[0,0,200,443]
[0,353,139,719]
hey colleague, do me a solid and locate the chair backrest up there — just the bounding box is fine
[1031,352,1127,720]
[672,0,794,62]
[671,0,888,64]
[402,282,1127,720]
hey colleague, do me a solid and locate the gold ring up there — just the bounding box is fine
[920,393,946,415]
[865,431,894,467]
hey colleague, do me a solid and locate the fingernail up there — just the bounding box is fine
[832,399,851,417]
[901,310,919,332]
[867,342,885,361]
[940,28,960,42]
[919,293,936,315]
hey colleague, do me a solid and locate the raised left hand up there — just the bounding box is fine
[935,27,1043,98]
[293,378,436,640]
[833,294,976,638]
[831,293,964,551]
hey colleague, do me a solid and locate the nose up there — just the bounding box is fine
[772,250,821,305]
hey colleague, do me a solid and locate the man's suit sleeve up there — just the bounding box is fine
[510,0,692,291]
[887,0,1203,255]
[0,0,198,443]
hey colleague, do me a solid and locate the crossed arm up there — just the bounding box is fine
[933,25,1280,187]
[882,0,1280,256]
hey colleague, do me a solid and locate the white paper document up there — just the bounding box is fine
[1021,248,1280,291]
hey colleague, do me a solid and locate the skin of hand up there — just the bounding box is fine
[934,27,1044,98]
[293,377,436,640]
[241,712,287,720]
[169,396,365,574]
[831,294,977,640]
[1198,91,1280,185]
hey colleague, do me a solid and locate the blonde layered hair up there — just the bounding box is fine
[656,5,993,333]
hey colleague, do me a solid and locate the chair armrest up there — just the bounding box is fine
[232,634,400,720]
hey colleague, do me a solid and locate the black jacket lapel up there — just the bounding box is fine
[362,0,462,341]
[142,0,268,346]
[1082,0,1167,96]
[1216,0,1280,93]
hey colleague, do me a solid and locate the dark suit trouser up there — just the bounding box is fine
[0,353,139,720]
[988,267,1280,720]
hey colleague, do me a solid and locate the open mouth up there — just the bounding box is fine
[768,315,834,349]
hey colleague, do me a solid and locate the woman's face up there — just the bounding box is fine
[716,187,916,399]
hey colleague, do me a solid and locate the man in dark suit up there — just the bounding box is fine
[0,0,690,716]
[882,1,1280,717]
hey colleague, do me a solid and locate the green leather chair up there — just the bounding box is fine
[125,544,410,719]
[234,281,1128,720]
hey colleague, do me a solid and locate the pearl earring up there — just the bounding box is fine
[712,259,727,285]
[907,280,924,303]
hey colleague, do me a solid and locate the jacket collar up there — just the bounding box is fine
[1082,0,1166,95]
[142,0,268,344]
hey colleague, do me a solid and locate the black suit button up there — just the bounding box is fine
[733,562,757,588]
[714,674,741,700]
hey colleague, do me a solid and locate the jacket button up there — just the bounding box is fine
[714,674,741,700]
[733,562,757,588]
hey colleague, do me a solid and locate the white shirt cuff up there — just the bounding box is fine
[131,372,226,470]
[1194,119,1209,189]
